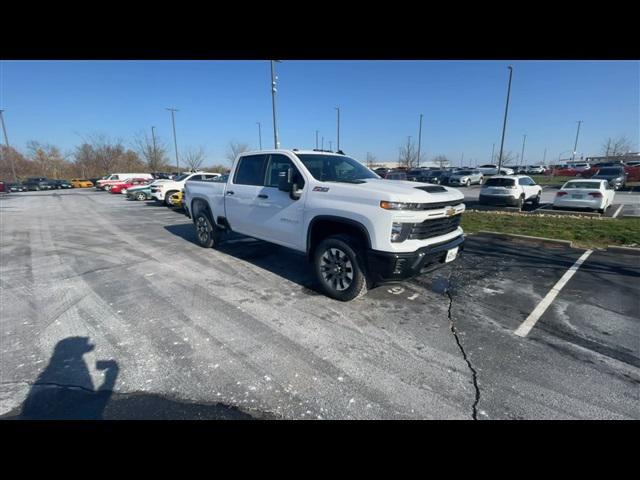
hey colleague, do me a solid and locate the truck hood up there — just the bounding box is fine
[326,178,464,203]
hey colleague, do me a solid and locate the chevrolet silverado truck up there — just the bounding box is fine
[184,150,465,301]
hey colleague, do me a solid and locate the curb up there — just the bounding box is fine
[531,208,602,218]
[606,246,640,256]
[475,231,575,248]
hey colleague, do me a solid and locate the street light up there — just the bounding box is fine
[571,120,583,161]
[519,134,527,167]
[270,60,282,149]
[315,130,319,149]
[256,122,262,150]
[0,109,18,182]
[498,65,514,172]
[417,113,423,168]
[335,107,340,151]
[166,107,179,170]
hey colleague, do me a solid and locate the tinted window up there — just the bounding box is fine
[295,154,377,183]
[485,178,515,187]
[518,177,534,185]
[563,182,602,189]
[187,175,203,181]
[264,154,305,189]
[596,168,623,175]
[456,170,473,175]
[234,155,268,186]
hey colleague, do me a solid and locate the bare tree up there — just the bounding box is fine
[133,131,170,172]
[398,137,418,168]
[182,146,207,171]
[498,150,518,166]
[26,141,67,178]
[602,135,633,158]
[432,155,450,169]
[226,141,250,163]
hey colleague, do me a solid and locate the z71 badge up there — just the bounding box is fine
[313,187,330,192]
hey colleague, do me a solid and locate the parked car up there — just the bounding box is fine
[476,164,515,176]
[150,172,221,205]
[0,181,4,193]
[71,178,94,188]
[109,178,152,194]
[553,179,615,214]
[418,170,448,185]
[447,169,484,187]
[384,170,408,181]
[6,182,26,192]
[50,179,73,189]
[374,167,389,177]
[479,175,542,208]
[125,184,153,201]
[567,162,591,172]
[526,165,546,174]
[184,149,466,301]
[96,173,154,191]
[23,178,53,191]
[590,167,627,190]
[168,190,184,208]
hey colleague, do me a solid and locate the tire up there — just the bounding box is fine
[194,212,220,249]
[164,190,177,206]
[516,196,524,209]
[313,235,368,302]
[465,179,471,187]
[598,208,605,214]
[532,193,541,207]
[104,185,112,192]
[135,192,147,201]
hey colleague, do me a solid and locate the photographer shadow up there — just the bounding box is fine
[19,336,118,420]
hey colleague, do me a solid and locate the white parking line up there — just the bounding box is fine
[514,249,594,337]
[611,204,623,218]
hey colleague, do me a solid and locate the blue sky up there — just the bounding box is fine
[1,60,638,166]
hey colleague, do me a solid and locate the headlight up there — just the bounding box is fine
[380,201,420,210]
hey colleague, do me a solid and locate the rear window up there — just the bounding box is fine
[563,182,602,189]
[596,168,623,175]
[485,178,515,187]
[234,154,268,186]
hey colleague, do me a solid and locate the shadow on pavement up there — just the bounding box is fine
[3,336,263,420]
[164,224,322,295]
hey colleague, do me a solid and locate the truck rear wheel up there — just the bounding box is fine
[314,235,368,301]
[164,190,177,206]
[194,212,220,248]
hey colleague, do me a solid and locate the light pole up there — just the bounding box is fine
[491,142,495,164]
[520,134,527,167]
[498,65,514,172]
[417,113,423,168]
[542,147,547,166]
[321,136,324,150]
[571,120,583,161]
[151,126,158,168]
[335,107,340,151]
[0,110,18,182]
[315,130,319,149]
[270,60,281,149]
[256,122,262,150]
[329,140,333,151]
[166,108,179,170]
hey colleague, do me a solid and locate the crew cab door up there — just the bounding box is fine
[224,154,269,237]
[253,154,306,250]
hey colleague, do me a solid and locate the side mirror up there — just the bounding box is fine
[278,168,293,192]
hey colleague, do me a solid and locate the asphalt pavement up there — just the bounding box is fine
[0,189,638,419]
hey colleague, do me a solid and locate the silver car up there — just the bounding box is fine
[447,169,484,187]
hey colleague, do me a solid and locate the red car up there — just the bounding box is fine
[109,178,151,194]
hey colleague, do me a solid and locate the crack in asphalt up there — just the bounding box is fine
[443,273,481,420]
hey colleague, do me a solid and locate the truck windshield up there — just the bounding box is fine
[173,174,189,182]
[295,154,379,183]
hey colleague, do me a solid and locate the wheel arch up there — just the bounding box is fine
[306,216,372,260]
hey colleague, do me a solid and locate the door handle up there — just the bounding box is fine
[226,190,234,195]
[257,194,268,199]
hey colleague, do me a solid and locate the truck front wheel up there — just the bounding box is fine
[194,213,219,248]
[314,235,368,301]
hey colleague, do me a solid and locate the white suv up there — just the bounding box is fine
[151,172,221,205]
[479,175,542,209]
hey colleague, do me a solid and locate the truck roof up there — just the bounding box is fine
[239,149,346,157]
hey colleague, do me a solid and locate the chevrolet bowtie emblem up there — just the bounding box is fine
[445,207,456,217]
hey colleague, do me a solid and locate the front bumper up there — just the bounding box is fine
[366,234,465,284]
[479,194,520,206]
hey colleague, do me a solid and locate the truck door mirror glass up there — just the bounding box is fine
[278,168,293,192]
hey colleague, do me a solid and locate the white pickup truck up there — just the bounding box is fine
[150,171,221,205]
[184,150,466,301]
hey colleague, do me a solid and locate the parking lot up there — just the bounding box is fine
[0,189,638,419]
[460,183,640,217]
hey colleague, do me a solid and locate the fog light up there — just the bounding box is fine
[391,222,403,242]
